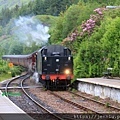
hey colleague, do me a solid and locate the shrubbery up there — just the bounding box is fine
[74,9,120,78]
[49,2,120,78]
[0,59,22,77]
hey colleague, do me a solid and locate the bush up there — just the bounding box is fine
[11,72,15,77]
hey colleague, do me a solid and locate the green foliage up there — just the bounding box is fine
[0,57,23,79]
[0,0,32,11]
[0,8,12,27]
[74,40,104,78]
[49,13,64,44]
[104,9,120,19]
[0,37,42,55]
[22,42,41,54]
[74,9,120,78]
[0,37,23,55]
[34,0,79,16]
[17,1,35,16]
[0,59,9,74]
[35,15,58,27]
[115,0,120,5]
[100,17,120,76]
[8,40,24,54]
[105,102,110,108]
[0,73,11,82]
[0,0,79,25]
[10,66,23,77]
[50,2,100,44]
[79,0,118,5]
[62,4,82,38]
[62,2,100,38]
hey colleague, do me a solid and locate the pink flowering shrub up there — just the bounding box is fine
[62,7,106,43]
[94,8,103,15]
[81,19,95,33]
[81,8,106,35]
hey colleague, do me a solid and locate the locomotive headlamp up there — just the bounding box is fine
[56,59,59,62]
[64,69,70,75]
[44,56,47,61]
[68,57,71,60]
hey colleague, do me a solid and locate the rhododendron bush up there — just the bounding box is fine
[63,7,106,43]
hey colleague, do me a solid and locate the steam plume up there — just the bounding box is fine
[13,16,50,46]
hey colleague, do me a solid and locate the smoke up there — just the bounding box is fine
[13,16,50,46]
[32,72,39,83]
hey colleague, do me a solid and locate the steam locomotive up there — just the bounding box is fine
[2,45,73,89]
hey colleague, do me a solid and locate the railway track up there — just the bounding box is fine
[20,77,64,120]
[48,90,100,114]
[50,91,120,114]
[3,73,63,120]
[5,73,30,97]
[69,91,120,112]
[2,74,120,119]
[25,85,120,119]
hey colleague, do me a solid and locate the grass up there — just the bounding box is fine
[105,102,110,108]
[0,73,12,82]
[71,88,77,92]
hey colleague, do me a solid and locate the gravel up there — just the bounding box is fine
[52,91,120,113]
[29,88,86,113]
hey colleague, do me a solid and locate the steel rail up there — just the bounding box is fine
[21,77,64,120]
[69,91,120,111]
[48,91,102,114]
[5,74,28,97]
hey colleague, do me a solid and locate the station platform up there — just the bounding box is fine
[0,90,34,120]
[77,77,120,103]
[77,77,120,89]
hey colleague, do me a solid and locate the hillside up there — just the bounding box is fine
[0,0,34,11]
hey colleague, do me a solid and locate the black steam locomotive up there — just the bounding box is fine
[2,45,74,89]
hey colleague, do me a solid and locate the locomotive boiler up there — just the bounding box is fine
[2,45,74,89]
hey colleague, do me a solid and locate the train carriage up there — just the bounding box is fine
[2,53,37,71]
